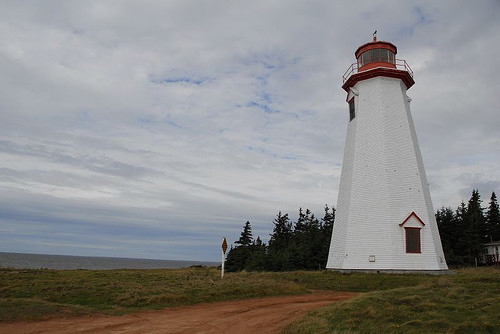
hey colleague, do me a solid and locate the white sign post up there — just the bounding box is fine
[221,237,227,278]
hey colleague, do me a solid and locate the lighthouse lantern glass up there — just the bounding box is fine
[357,49,395,67]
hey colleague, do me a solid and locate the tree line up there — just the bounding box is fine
[436,190,500,266]
[225,205,335,272]
[226,190,500,272]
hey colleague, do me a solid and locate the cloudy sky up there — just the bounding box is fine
[1,1,499,262]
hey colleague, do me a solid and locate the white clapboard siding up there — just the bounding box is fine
[327,73,448,272]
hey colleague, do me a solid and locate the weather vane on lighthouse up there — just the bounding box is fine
[326,34,449,273]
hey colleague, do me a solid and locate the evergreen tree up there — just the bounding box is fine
[486,192,500,241]
[290,208,322,270]
[235,221,253,247]
[289,209,306,270]
[305,211,322,270]
[246,237,267,271]
[319,204,335,268]
[464,189,486,265]
[305,210,320,233]
[268,211,293,271]
[294,208,307,234]
[451,201,468,266]
[321,204,335,237]
[268,212,292,250]
[436,206,459,265]
[226,221,254,271]
[437,191,500,267]
[225,245,252,272]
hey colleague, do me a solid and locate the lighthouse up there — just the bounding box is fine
[326,34,448,272]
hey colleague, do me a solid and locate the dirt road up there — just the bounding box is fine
[0,291,356,334]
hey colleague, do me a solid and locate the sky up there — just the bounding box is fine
[1,1,499,262]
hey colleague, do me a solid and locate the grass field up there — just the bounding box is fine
[1,266,499,333]
[283,267,500,334]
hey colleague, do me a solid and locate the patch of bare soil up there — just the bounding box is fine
[0,291,356,334]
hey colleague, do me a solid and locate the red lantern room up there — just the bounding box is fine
[342,33,414,92]
[355,35,397,71]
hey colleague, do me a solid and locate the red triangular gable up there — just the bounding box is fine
[399,211,426,227]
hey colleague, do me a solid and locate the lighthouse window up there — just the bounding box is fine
[381,49,389,62]
[361,52,370,66]
[387,50,394,64]
[405,227,421,253]
[349,99,355,121]
[371,49,380,63]
[359,49,396,66]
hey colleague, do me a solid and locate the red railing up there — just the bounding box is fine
[342,59,413,83]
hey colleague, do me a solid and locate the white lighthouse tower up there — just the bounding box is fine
[326,35,448,272]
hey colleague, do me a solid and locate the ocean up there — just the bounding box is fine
[0,252,219,270]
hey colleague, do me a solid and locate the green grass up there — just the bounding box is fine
[283,267,500,334]
[0,267,306,321]
[273,270,433,292]
[1,266,499,334]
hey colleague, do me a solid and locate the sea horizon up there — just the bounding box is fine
[0,251,219,270]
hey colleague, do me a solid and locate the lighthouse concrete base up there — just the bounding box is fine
[327,268,455,275]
